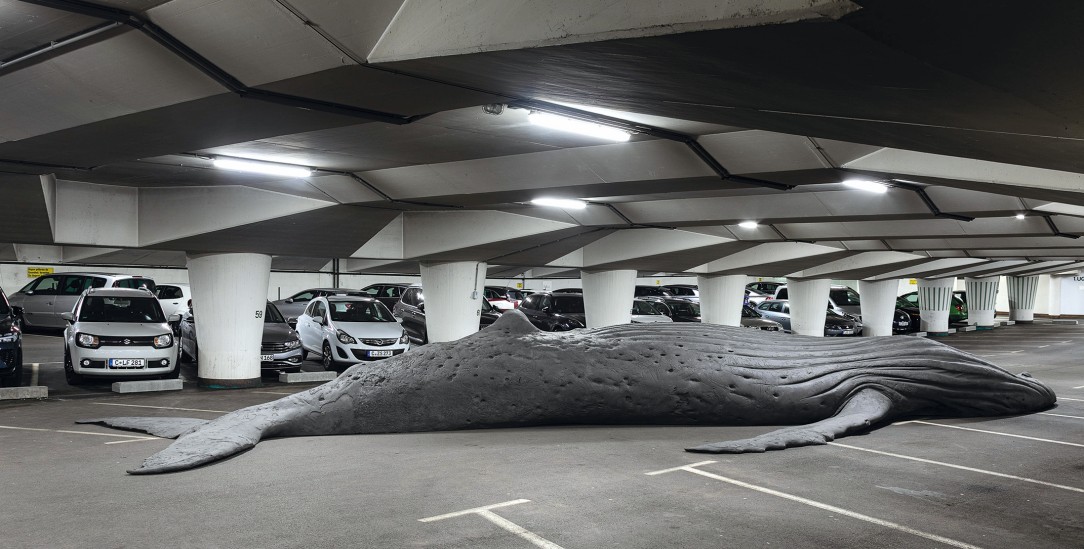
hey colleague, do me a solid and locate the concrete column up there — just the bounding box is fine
[857,279,898,337]
[917,277,954,335]
[1006,275,1039,322]
[964,276,1000,329]
[697,274,746,326]
[581,269,635,328]
[419,261,487,343]
[1048,275,1063,317]
[787,278,830,337]
[187,252,271,389]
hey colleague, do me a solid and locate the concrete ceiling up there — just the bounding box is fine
[1,0,1083,280]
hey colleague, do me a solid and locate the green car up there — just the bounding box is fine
[898,291,968,324]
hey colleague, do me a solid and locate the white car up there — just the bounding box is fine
[154,283,191,318]
[295,296,409,372]
[61,288,181,385]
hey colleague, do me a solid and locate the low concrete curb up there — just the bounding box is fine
[1000,320,1016,326]
[279,371,338,383]
[906,331,928,337]
[112,379,183,393]
[1051,319,1079,325]
[0,386,48,400]
[960,326,977,332]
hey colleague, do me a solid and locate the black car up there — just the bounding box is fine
[518,291,586,331]
[179,302,304,373]
[392,285,501,344]
[746,281,785,296]
[552,287,582,293]
[650,297,701,322]
[662,284,699,301]
[0,287,23,387]
[360,282,412,310]
[634,285,674,299]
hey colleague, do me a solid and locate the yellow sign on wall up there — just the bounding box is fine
[27,267,53,279]
[516,282,523,289]
[908,278,918,285]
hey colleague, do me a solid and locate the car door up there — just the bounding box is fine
[397,289,424,341]
[17,275,62,327]
[779,303,793,331]
[296,300,321,352]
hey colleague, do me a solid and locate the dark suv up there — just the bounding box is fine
[518,291,586,331]
[392,285,501,344]
[0,287,23,387]
[360,282,412,310]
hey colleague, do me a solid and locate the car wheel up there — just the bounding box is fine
[321,341,337,372]
[0,351,21,387]
[64,349,85,385]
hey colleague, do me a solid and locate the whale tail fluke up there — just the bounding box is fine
[76,417,210,439]
[686,388,895,454]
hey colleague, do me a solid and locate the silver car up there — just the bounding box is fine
[61,288,180,384]
[272,288,366,320]
[295,296,409,372]
[10,272,156,329]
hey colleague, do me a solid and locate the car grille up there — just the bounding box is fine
[361,338,398,346]
[0,348,17,369]
[99,336,154,346]
[261,342,294,353]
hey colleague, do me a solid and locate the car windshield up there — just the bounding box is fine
[631,301,662,315]
[637,287,669,297]
[671,301,699,316]
[265,303,285,324]
[667,287,696,296]
[328,300,394,322]
[829,288,861,306]
[552,296,585,314]
[78,296,165,323]
[741,306,760,318]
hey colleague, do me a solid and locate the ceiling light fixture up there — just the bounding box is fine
[738,221,759,229]
[531,198,588,210]
[842,179,889,193]
[213,157,312,178]
[527,111,632,142]
[1015,213,1027,219]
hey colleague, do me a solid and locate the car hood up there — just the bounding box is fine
[334,321,403,338]
[631,314,673,323]
[262,322,298,343]
[73,322,171,336]
[825,316,857,328]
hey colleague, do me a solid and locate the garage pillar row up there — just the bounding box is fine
[696,274,745,326]
[581,269,635,328]
[419,261,488,342]
[857,279,899,337]
[964,277,1000,329]
[917,277,955,335]
[1006,275,1039,322]
[787,278,830,336]
[187,252,272,389]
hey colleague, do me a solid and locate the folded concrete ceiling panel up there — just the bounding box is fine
[0,174,54,244]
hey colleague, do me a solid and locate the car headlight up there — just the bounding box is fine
[153,333,173,349]
[336,329,356,344]
[283,338,301,350]
[399,331,408,344]
[76,333,100,349]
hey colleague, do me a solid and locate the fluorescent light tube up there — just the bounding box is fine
[528,111,631,142]
[213,158,312,178]
[843,179,888,193]
[738,221,759,229]
[531,198,588,210]
[1015,213,1027,219]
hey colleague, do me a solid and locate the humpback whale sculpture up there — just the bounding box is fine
[79,311,1056,474]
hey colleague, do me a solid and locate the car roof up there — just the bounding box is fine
[47,272,149,277]
[325,296,379,302]
[86,288,155,297]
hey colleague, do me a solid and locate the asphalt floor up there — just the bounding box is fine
[2,322,1082,548]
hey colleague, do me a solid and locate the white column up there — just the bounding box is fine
[858,279,898,337]
[697,274,746,326]
[1006,275,1039,322]
[964,276,1000,329]
[917,277,954,334]
[419,260,487,343]
[788,278,830,337]
[581,269,635,328]
[1048,275,1063,317]
[187,252,271,389]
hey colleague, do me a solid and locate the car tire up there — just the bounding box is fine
[64,349,85,385]
[164,360,181,379]
[0,351,21,387]
[321,341,337,372]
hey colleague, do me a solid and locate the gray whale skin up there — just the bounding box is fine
[79,311,1056,474]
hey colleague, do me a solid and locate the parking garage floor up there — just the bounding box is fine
[3,324,1083,548]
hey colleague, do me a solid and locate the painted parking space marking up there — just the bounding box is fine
[1060,397,1084,402]
[1073,385,1084,390]
[1039,412,1084,420]
[419,499,565,549]
[908,421,1084,448]
[93,402,228,413]
[828,442,1084,494]
[647,461,982,549]
[0,424,157,444]
[30,363,39,386]
[253,391,295,396]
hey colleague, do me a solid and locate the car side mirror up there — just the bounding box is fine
[60,312,74,323]
[542,306,552,315]
[23,290,34,296]
[285,298,294,303]
[313,315,324,325]
[168,313,181,323]
[417,303,425,312]
[287,317,297,329]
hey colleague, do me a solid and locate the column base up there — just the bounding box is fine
[197,377,262,389]
[976,325,997,330]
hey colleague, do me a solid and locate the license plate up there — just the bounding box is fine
[368,350,394,358]
[842,330,854,335]
[260,354,274,362]
[109,358,145,368]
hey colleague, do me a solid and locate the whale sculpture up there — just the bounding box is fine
[79,311,1056,474]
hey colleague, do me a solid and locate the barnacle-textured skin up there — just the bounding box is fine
[79,312,1056,474]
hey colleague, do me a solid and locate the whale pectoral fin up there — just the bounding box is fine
[76,417,210,439]
[686,388,895,454]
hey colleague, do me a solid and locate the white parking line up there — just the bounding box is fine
[253,391,295,396]
[1073,385,1084,390]
[1039,412,1084,420]
[908,421,1084,448]
[1060,397,1084,402]
[93,403,228,413]
[646,461,982,549]
[419,499,565,549]
[30,363,39,386]
[0,424,157,444]
[828,442,1084,494]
